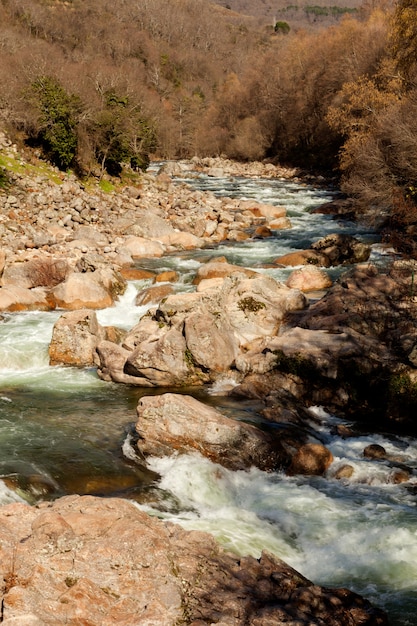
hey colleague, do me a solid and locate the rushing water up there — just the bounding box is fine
[0,169,414,625]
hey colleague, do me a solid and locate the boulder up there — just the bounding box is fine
[124,328,208,386]
[254,225,273,238]
[158,231,204,249]
[95,273,307,387]
[121,317,167,351]
[0,286,53,312]
[95,340,155,385]
[267,326,392,379]
[333,464,355,480]
[184,311,238,371]
[286,265,333,292]
[123,236,165,258]
[311,233,371,265]
[239,200,287,220]
[274,249,330,267]
[0,495,388,626]
[135,283,174,306]
[275,235,370,268]
[1,257,70,289]
[268,216,292,230]
[136,393,286,471]
[287,443,334,476]
[119,267,155,281]
[192,257,258,285]
[125,212,175,238]
[51,268,125,310]
[49,309,106,367]
[221,274,306,346]
[155,270,179,283]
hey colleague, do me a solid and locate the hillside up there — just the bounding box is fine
[212,0,363,28]
[1,0,417,255]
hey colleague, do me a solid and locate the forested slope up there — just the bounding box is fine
[0,0,417,253]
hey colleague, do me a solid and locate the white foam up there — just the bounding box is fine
[0,479,26,506]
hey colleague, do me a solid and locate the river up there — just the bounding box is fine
[0,168,415,625]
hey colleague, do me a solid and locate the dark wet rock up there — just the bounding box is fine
[287,443,334,476]
[363,444,387,459]
[311,233,371,266]
[333,464,355,480]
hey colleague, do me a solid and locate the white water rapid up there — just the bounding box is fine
[0,170,414,625]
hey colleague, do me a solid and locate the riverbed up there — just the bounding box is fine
[0,169,414,625]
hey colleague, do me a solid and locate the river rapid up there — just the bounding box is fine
[0,169,416,625]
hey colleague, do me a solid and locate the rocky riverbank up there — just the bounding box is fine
[0,130,405,624]
[0,495,387,626]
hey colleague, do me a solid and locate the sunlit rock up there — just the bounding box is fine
[135,283,174,306]
[274,249,330,267]
[0,494,387,625]
[123,236,165,258]
[286,265,332,292]
[51,268,125,310]
[0,285,53,312]
[49,309,105,367]
[192,257,258,285]
[135,393,285,471]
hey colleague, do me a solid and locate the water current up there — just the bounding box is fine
[0,167,415,625]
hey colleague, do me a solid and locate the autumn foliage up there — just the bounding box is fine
[1,0,417,251]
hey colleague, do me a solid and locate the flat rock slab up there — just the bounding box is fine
[0,494,388,626]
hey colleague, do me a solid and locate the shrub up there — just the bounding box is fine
[27,76,81,170]
[274,21,290,34]
[91,90,156,176]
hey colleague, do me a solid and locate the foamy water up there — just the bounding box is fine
[0,171,413,624]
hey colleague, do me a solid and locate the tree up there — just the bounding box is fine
[28,76,81,170]
[274,21,290,34]
[91,89,156,176]
[390,0,417,87]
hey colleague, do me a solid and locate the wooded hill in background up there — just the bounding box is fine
[1,0,417,254]
[214,0,361,29]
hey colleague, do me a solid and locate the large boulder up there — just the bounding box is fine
[124,327,207,386]
[95,273,307,386]
[1,256,70,289]
[311,233,371,265]
[192,257,258,285]
[158,230,204,250]
[274,234,371,268]
[135,283,174,306]
[239,199,287,220]
[0,286,53,312]
[136,393,294,472]
[274,249,330,267]
[0,495,388,626]
[286,265,333,292]
[184,311,238,371]
[95,340,155,385]
[49,309,106,367]
[123,236,165,258]
[51,268,126,310]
